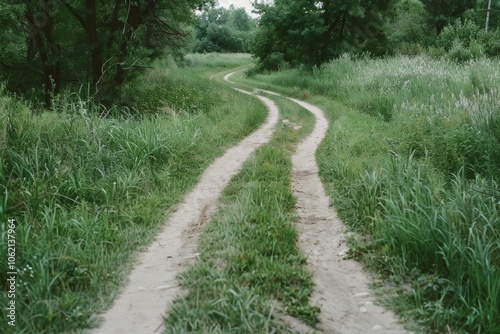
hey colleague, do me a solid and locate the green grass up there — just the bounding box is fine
[3,51,498,333]
[164,89,318,332]
[0,54,267,333]
[244,55,500,333]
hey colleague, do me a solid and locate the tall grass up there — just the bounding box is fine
[250,55,500,180]
[0,54,266,333]
[247,55,500,333]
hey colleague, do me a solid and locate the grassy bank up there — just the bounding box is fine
[246,56,500,333]
[164,94,318,332]
[0,54,266,333]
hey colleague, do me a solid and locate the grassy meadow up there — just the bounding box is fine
[1,51,499,334]
[246,55,500,333]
[0,54,268,333]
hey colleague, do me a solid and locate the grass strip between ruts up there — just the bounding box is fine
[164,93,318,333]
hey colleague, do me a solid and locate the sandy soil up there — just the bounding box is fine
[90,88,279,334]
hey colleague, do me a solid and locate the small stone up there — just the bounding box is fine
[137,287,148,291]
[372,325,383,331]
[354,292,370,298]
[155,285,171,290]
[338,250,348,257]
[359,307,368,313]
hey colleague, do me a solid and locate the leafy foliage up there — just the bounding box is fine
[192,6,255,53]
[439,19,500,60]
[250,0,395,70]
[420,0,477,34]
[248,0,500,71]
[0,0,215,105]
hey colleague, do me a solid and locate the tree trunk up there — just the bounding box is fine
[43,0,61,97]
[26,11,56,107]
[85,0,102,89]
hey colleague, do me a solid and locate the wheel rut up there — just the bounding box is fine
[288,97,408,333]
[91,85,279,334]
[224,71,409,333]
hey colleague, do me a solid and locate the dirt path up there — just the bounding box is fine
[288,97,407,333]
[223,71,408,333]
[92,69,407,334]
[91,91,279,334]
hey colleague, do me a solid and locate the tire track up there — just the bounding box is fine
[91,86,279,334]
[225,71,408,333]
[288,98,407,333]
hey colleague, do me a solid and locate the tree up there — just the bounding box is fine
[0,0,214,106]
[386,0,435,54]
[419,0,477,34]
[250,0,395,70]
[192,6,255,53]
[462,0,500,31]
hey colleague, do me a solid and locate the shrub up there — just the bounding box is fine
[438,19,496,62]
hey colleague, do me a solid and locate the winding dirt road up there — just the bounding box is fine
[226,72,408,333]
[91,69,408,333]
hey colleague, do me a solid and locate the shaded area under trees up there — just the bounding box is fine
[0,0,214,106]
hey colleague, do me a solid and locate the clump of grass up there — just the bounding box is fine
[375,158,500,333]
[165,93,318,332]
[0,54,267,333]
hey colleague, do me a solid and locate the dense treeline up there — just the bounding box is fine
[0,0,215,106]
[1,1,497,104]
[251,0,500,71]
[192,6,256,53]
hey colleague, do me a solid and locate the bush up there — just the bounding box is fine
[482,28,500,57]
[446,39,477,63]
[248,52,288,74]
[438,19,497,62]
